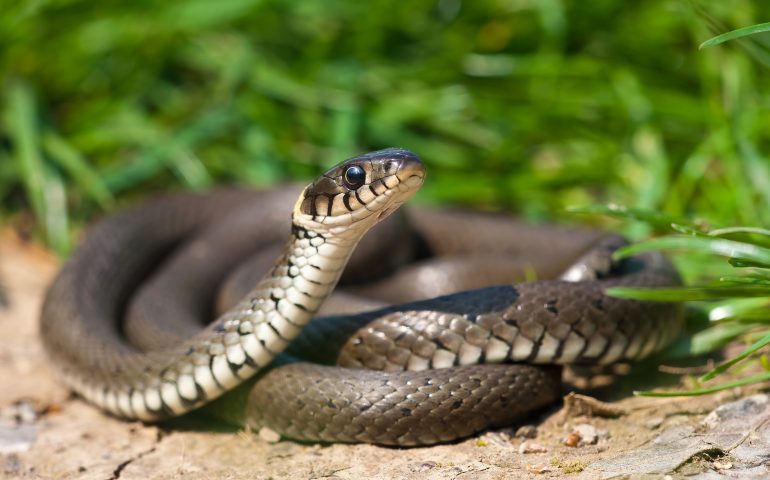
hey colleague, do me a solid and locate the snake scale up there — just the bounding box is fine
[40,148,684,446]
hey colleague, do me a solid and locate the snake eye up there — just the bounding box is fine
[343,165,366,189]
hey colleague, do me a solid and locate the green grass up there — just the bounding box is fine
[700,21,770,50]
[2,1,770,393]
[601,218,770,396]
[605,3,770,394]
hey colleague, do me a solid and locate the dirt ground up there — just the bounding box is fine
[1,229,768,480]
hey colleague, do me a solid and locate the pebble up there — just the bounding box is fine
[0,425,36,454]
[514,425,538,439]
[479,431,514,447]
[573,424,599,445]
[408,461,438,473]
[0,400,37,425]
[519,441,548,454]
[257,427,281,443]
[644,416,664,430]
[563,423,608,447]
[563,432,580,448]
[526,463,553,474]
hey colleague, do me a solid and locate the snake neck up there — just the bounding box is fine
[217,221,361,342]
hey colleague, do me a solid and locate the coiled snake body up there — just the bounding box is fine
[41,149,683,446]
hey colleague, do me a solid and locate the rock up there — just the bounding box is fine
[575,423,607,446]
[702,393,768,430]
[586,394,770,478]
[0,400,38,425]
[563,432,580,448]
[525,463,553,474]
[0,424,36,454]
[564,424,607,447]
[480,431,514,447]
[514,425,538,439]
[408,461,438,473]
[644,416,665,429]
[519,441,548,454]
[257,426,281,443]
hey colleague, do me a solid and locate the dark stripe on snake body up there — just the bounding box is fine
[354,188,367,205]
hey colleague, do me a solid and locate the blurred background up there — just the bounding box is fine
[1,0,769,258]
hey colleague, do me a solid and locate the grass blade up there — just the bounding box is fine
[700,22,770,49]
[607,286,770,302]
[666,322,757,358]
[4,82,47,229]
[614,236,770,268]
[636,371,770,397]
[709,226,770,238]
[42,165,70,256]
[2,82,70,253]
[719,276,770,286]
[43,132,114,210]
[566,204,691,231]
[699,330,770,381]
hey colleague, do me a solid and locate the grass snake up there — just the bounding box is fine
[40,148,683,446]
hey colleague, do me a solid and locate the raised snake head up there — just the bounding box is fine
[294,148,425,241]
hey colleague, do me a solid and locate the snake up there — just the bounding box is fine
[40,148,684,446]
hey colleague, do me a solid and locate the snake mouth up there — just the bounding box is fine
[389,150,425,184]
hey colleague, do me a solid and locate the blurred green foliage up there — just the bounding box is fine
[1,0,770,256]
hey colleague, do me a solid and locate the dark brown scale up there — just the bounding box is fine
[245,363,561,446]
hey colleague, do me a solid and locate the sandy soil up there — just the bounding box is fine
[0,230,766,480]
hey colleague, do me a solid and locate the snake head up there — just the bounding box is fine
[294,148,425,238]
